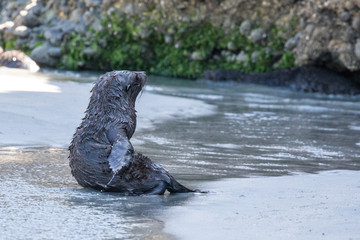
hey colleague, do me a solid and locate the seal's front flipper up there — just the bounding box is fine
[107,138,134,174]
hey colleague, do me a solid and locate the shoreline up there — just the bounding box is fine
[0,68,215,148]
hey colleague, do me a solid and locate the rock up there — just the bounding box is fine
[340,11,352,22]
[31,26,43,34]
[59,20,75,34]
[14,38,28,49]
[138,28,150,39]
[98,38,107,48]
[44,27,63,46]
[3,28,16,42]
[338,43,358,71]
[221,50,231,57]
[345,1,355,9]
[352,17,360,32]
[164,35,173,44]
[14,25,30,38]
[24,33,41,49]
[6,1,19,10]
[249,28,266,43]
[81,48,99,58]
[285,32,302,50]
[83,11,96,25]
[2,0,360,74]
[22,12,41,28]
[355,40,360,60]
[251,51,260,62]
[101,0,116,12]
[227,42,237,51]
[91,18,103,32]
[239,20,252,35]
[203,66,360,95]
[226,54,236,62]
[48,47,62,58]
[121,3,145,15]
[236,51,248,63]
[75,24,87,34]
[304,24,315,35]
[30,44,58,67]
[85,0,102,8]
[0,50,40,72]
[29,4,44,16]
[343,27,356,43]
[0,21,14,31]
[191,51,206,61]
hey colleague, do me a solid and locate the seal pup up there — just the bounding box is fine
[0,47,40,72]
[69,70,196,195]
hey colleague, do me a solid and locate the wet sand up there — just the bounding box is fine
[0,68,214,147]
[163,171,360,240]
[0,68,359,240]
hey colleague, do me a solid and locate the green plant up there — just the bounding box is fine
[62,33,86,70]
[278,51,295,68]
[5,39,16,50]
[60,11,296,78]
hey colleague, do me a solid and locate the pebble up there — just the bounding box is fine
[14,25,30,38]
[251,51,260,62]
[227,42,237,51]
[30,44,58,67]
[191,51,205,61]
[355,40,360,60]
[48,47,62,58]
[239,20,252,35]
[352,17,360,32]
[22,12,41,28]
[44,27,63,46]
[250,28,266,43]
[82,48,99,58]
[340,11,352,22]
[236,51,248,63]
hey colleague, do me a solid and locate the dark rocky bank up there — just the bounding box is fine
[203,67,360,95]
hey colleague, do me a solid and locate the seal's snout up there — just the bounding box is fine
[134,71,147,87]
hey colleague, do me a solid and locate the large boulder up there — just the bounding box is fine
[30,44,58,67]
[0,50,40,72]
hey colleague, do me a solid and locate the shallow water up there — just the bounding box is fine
[137,76,360,179]
[0,69,360,239]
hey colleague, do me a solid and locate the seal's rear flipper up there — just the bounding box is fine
[167,177,207,194]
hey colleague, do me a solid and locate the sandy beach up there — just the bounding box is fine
[0,68,359,240]
[0,67,214,148]
[162,170,360,240]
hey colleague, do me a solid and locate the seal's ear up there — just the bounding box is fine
[126,84,131,92]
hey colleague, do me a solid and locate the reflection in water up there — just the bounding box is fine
[1,72,360,239]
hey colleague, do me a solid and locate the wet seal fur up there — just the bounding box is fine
[0,47,39,72]
[69,70,198,195]
[203,66,360,95]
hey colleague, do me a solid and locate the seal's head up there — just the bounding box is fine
[90,70,147,107]
[84,70,147,138]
